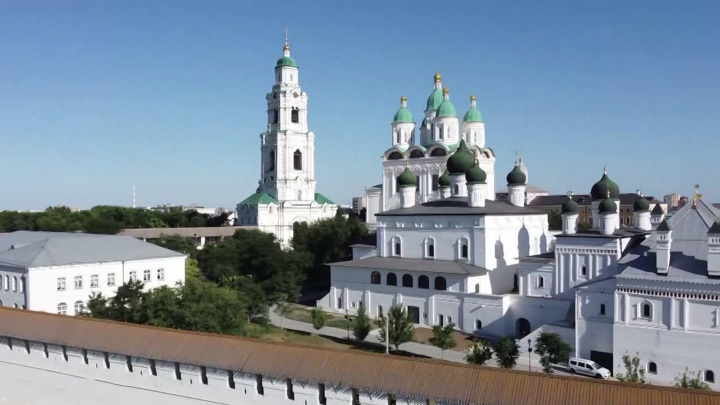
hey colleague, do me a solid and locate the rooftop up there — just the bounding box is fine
[119,226,255,239]
[0,308,718,405]
[0,231,184,268]
[528,193,658,207]
[376,197,545,217]
[328,256,486,275]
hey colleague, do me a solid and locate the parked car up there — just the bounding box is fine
[567,357,611,379]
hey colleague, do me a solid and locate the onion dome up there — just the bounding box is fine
[633,196,651,212]
[590,168,620,200]
[276,39,297,68]
[396,167,417,187]
[438,170,451,187]
[446,140,475,174]
[561,195,579,214]
[436,88,457,117]
[463,95,483,122]
[393,96,413,123]
[506,164,527,186]
[599,197,618,214]
[465,161,487,184]
[425,70,444,112]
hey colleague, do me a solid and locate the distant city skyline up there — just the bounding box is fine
[2,1,719,210]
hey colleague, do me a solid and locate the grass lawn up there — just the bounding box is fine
[282,304,378,330]
[413,327,476,352]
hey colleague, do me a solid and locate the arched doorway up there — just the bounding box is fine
[516,318,531,338]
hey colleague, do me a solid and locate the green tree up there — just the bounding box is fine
[493,337,520,369]
[106,280,146,322]
[310,308,327,334]
[428,323,456,359]
[137,286,181,328]
[84,292,109,318]
[674,368,710,390]
[176,277,247,335]
[84,217,124,234]
[615,353,646,383]
[377,305,415,351]
[534,332,572,373]
[274,293,292,329]
[547,212,562,231]
[465,339,493,365]
[352,305,371,342]
[151,234,197,259]
[185,258,201,279]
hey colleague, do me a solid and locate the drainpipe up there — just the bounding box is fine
[574,288,580,358]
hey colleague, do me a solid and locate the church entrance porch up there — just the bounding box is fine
[516,318,531,338]
[590,351,614,375]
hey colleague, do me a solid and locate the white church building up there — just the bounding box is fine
[235,40,337,247]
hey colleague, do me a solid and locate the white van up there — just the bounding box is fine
[567,357,611,379]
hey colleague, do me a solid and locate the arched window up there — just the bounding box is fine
[647,362,657,374]
[434,276,447,291]
[426,238,435,258]
[293,150,302,170]
[581,265,587,276]
[705,370,715,383]
[475,284,480,293]
[387,151,403,160]
[386,273,397,286]
[370,271,381,285]
[409,150,424,158]
[402,274,413,287]
[57,303,67,315]
[74,301,84,315]
[291,107,299,123]
[272,108,278,124]
[393,240,401,256]
[20,278,24,293]
[11,276,16,292]
[268,150,275,172]
[536,275,545,288]
[476,320,482,330]
[461,243,469,259]
[640,302,652,319]
[4,275,8,290]
[418,275,429,289]
[454,185,459,195]
[430,148,447,157]
[600,304,606,315]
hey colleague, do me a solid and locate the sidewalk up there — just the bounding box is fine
[268,308,549,373]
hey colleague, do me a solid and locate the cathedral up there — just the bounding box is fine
[235,40,337,247]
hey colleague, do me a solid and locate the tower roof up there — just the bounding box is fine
[275,38,297,68]
[590,168,620,200]
[438,170,451,187]
[465,161,487,184]
[561,195,579,214]
[463,95,483,122]
[397,167,417,187]
[599,197,617,214]
[506,164,527,186]
[651,204,664,215]
[436,88,457,117]
[446,140,475,174]
[633,195,651,212]
[393,96,413,123]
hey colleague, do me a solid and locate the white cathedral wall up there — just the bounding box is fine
[553,236,622,299]
[517,260,554,297]
[575,279,616,360]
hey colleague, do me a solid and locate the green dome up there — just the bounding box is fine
[591,170,620,200]
[393,107,413,123]
[438,170,451,187]
[599,197,617,214]
[426,90,443,112]
[465,161,487,184]
[446,140,475,174]
[437,99,457,117]
[506,165,527,186]
[275,56,297,68]
[463,107,483,122]
[561,197,579,214]
[633,196,650,212]
[396,167,417,187]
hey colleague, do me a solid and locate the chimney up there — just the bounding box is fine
[708,221,720,277]
[655,220,671,275]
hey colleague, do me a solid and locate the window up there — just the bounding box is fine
[57,277,66,291]
[57,303,67,315]
[454,185,459,195]
[475,284,480,293]
[157,268,165,281]
[19,278,24,293]
[426,239,435,258]
[476,320,482,330]
[286,378,295,400]
[434,276,447,291]
[461,243,469,259]
[74,276,83,289]
[600,304,606,316]
[351,301,356,309]
[143,270,151,282]
[432,174,439,191]
[291,107,299,123]
[418,275,429,289]
[319,383,327,405]
[377,306,383,318]
[438,315,444,327]
[74,301,84,315]
[268,150,276,172]
[648,362,657,374]
[11,276,16,292]
[272,108,278,124]
[129,271,137,282]
[705,370,715,383]
[370,271,381,285]
[90,275,99,288]
[337,298,342,309]
[536,275,545,288]
[640,302,652,319]
[392,238,402,256]
[387,272,397,286]
[402,274,413,287]
[581,265,587,276]
[4,275,8,290]
[107,273,116,286]
[293,149,302,170]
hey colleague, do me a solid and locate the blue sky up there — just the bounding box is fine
[1,1,719,210]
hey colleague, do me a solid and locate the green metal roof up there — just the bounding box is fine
[314,193,335,205]
[240,191,277,205]
[393,107,413,123]
[463,107,483,122]
[425,89,443,112]
[437,99,457,117]
[397,167,417,187]
[276,56,298,68]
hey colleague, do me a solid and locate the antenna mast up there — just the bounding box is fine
[132,186,136,209]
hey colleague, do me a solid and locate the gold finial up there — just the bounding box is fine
[470,95,476,102]
[400,95,406,103]
[434,69,441,83]
[442,87,449,96]
[283,28,289,51]
[693,184,702,207]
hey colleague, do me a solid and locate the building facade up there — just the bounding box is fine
[664,193,680,210]
[0,231,185,315]
[236,40,337,247]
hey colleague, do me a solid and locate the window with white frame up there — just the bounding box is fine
[392,237,402,256]
[11,276,16,292]
[74,276,83,289]
[107,273,116,286]
[4,275,8,290]
[74,301,84,315]
[129,271,137,282]
[705,370,715,383]
[157,268,165,281]
[425,238,435,258]
[57,277,66,291]
[57,303,67,315]
[90,275,99,288]
[536,275,545,288]
[143,269,151,282]
[458,238,469,260]
[19,278,24,293]
[640,302,652,319]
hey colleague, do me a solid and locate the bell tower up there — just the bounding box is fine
[258,36,316,202]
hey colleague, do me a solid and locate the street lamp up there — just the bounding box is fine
[527,338,533,372]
